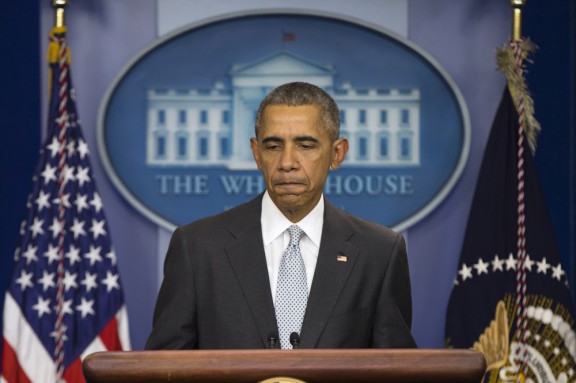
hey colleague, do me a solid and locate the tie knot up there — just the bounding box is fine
[288,225,304,247]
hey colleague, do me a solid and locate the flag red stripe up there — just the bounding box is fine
[2,338,32,383]
[98,316,122,351]
[63,358,85,383]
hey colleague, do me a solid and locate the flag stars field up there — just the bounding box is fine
[47,137,60,157]
[491,254,505,271]
[15,270,34,291]
[473,258,489,275]
[37,270,56,291]
[32,296,52,318]
[76,166,90,186]
[552,264,565,281]
[74,193,89,212]
[80,271,98,292]
[29,217,45,238]
[35,190,51,210]
[70,217,86,239]
[58,299,73,316]
[84,245,103,266]
[523,254,535,271]
[106,250,117,265]
[22,244,38,265]
[90,219,106,239]
[62,165,76,185]
[48,217,62,238]
[454,253,568,285]
[505,253,516,270]
[458,263,473,281]
[90,193,103,212]
[19,220,28,236]
[65,245,82,265]
[75,297,95,318]
[537,257,551,274]
[62,271,78,291]
[50,324,69,342]
[53,193,71,209]
[102,271,120,292]
[66,141,76,157]
[41,164,57,183]
[42,242,59,265]
[77,139,89,158]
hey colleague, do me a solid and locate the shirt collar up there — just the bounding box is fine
[261,191,324,247]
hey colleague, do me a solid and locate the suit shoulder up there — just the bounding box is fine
[331,205,400,243]
[177,196,260,237]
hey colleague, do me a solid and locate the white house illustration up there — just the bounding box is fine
[146,51,420,169]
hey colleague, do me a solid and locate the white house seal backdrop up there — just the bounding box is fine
[98,11,470,233]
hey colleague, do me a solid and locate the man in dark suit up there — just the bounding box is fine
[146,82,416,350]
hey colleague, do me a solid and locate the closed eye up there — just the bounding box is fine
[265,144,282,151]
[262,137,283,151]
[298,143,316,150]
[295,136,320,150]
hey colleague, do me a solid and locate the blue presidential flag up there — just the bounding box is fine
[445,41,575,382]
[1,27,130,383]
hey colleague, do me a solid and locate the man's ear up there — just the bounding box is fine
[250,137,262,170]
[330,137,349,170]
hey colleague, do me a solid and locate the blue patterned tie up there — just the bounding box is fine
[275,225,308,349]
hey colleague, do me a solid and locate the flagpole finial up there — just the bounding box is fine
[510,0,526,41]
[51,0,69,28]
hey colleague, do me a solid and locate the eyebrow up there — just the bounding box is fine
[261,136,320,144]
[294,136,320,143]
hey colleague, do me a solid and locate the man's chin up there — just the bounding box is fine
[274,193,302,204]
[271,193,304,210]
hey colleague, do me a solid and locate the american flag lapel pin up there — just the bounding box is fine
[337,255,347,262]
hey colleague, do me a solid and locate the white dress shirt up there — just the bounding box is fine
[261,191,324,305]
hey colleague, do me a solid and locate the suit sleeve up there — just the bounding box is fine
[372,233,417,348]
[145,227,198,350]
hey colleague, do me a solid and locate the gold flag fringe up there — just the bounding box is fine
[47,26,71,99]
[47,26,71,64]
[496,39,540,153]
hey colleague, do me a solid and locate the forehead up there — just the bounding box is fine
[260,104,324,137]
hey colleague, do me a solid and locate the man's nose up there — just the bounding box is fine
[278,147,299,171]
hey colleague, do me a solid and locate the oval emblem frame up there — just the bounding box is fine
[98,9,470,232]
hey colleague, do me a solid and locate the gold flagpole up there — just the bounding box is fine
[510,0,526,41]
[52,0,69,28]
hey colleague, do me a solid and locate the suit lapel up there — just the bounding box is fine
[224,196,278,348]
[300,201,359,348]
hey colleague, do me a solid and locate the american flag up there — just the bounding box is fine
[1,27,130,383]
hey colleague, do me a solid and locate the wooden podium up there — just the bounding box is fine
[83,349,486,383]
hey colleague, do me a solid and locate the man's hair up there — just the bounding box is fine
[254,82,340,141]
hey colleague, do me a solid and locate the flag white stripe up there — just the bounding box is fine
[4,294,130,381]
[116,305,131,350]
[2,293,56,382]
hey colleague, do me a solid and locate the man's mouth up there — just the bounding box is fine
[274,180,306,192]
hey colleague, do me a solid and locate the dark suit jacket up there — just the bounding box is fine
[145,194,416,349]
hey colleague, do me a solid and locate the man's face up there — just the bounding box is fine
[250,104,348,222]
